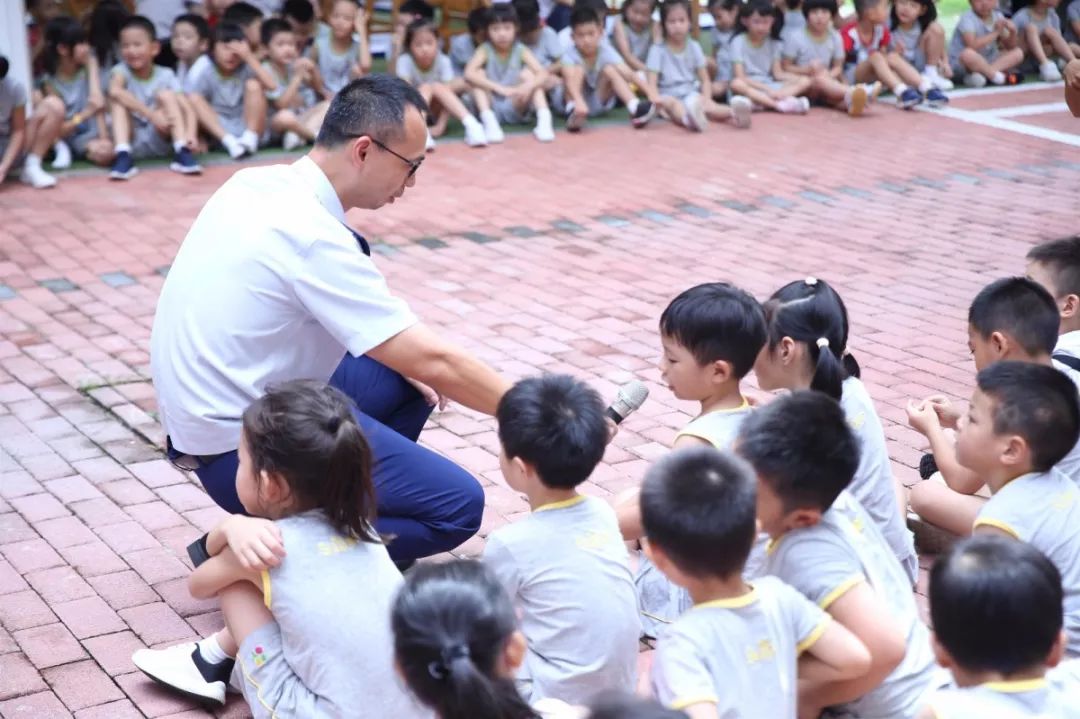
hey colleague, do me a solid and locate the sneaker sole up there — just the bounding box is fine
[132,653,226,706]
[847,87,867,117]
[731,99,752,128]
[109,169,138,181]
[631,106,656,128]
[170,163,203,175]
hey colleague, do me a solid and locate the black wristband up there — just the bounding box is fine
[186,533,212,568]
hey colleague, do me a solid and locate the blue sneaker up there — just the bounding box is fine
[170,147,202,175]
[109,151,137,180]
[925,87,948,108]
[899,88,923,109]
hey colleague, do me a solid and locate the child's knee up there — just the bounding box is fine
[926,21,945,40]
[41,95,65,118]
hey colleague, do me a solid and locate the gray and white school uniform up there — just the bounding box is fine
[312,33,360,96]
[923,676,1080,719]
[396,53,454,87]
[484,496,641,704]
[188,63,257,141]
[781,9,807,42]
[652,576,831,717]
[1055,331,1080,389]
[110,63,178,158]
[527,26,564,67]
[1013,8,1062,70]
[480,42,534,124]
[449,34,476,76]
[561,44,623,115]
[646,40,707,101]
[890,23,926,70]
[841,377,919,584]
[731,34,783,89]
[619,22,654,63]
[239,511,426,718]
[42,68,99,156]
[765,491,940,718]
[636,406,753,637]
[949,10,1006,74]
[264,62,318,112]
[782,27,845,70]
[1067,0,1080,44]
[0,76,28,173]
[974,468,1080,656]
[710,27,737,84]
[179,54,211,93]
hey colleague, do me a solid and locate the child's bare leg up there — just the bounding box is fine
[219,582,274,649]
[301,101,329,138]
[908,480,986,537]
[271,109,309,139]
[600,65,642,109]
[430,83,476,121]
[885,52,922,86]
[711,79,730,100]
[1025,24,1050,64]
[176,93,199,147]
[243,78,267,135]
[657,94,692,123]
[772,76,813,97]
[730,78,779,109]
[447,76,469,94]
[702,96,733,120]
[856,53,903,91]
[922,21,949,71]
[561,64,590,127]
[27,96,64,157]
[1047,27,1078,61]
[990,47,1025,72]
[189,94,228,140]
[813,74,849,106]
[156,89,186,147]
[471,87,493,114]
[111,101,134,145]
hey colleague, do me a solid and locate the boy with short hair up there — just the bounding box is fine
[954,361,1080,656]
[739,391,940,718]
[261,18,329,151]
[947,0,1024,87]
[450,7,490,78]
[1027,235,1080,387]
[107,15,201,180]
[920,535,1080,718]
[281,0,317,52]
[515,0,565,84]
[483,374,640,704]
[642,446,872,717]
[561,6,656,131]
[840,0,937,108]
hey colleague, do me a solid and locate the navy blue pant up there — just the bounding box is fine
[187,355,484,561]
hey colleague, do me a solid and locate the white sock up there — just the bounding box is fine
[463,113,480,127]
[918,77,932,93]
[924,65,941,79]
[537,107,552,124]
[115,143,132,154]
[25,154,42,168]
[894,83,909,95]
[627,98,639,114]
[173,140,186,153]
[991,71,1006,85]
[480,109,498,123]
[197,634,233,663]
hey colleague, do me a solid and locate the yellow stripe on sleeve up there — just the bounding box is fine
[972,518,1020,539]
[818,576,862,610]
[796,616,832,655]
[260,570,272,609]
[670,696,720,710]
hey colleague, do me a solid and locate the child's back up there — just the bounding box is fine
[928,675,1080,718]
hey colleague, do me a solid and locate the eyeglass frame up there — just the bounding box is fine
[352,135,425,179]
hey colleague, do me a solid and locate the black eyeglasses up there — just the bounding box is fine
[369,137,424,179]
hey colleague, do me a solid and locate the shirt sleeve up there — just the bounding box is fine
[1050,11,1062,30]
[395,54,415,83]
[645,44,663,72]
[776,580,832,655]
[691,41,706,69]
[731,35,746,64]
[972,494,1022,538]
[958,12,980,36]
[652,624,719,711]
[291,234,418,358]
[546,30,564,60]
[1070,1,1080,22]
[482,532,524,599]
[159,67,179,92]
[11,78,27,108]
[189,66,213,98]
[771,534,866,610]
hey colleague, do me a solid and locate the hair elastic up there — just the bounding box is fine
[427,643,470,680]
[805,276,818,286]
[816,337,829,349]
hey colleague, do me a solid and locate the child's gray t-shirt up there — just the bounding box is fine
[562,44,623,90]
[764,491,938,718]
[731,34,782,82]
[781,9,807,41]
[710,27,737,82]
[110,64,179,125]
[396,53,454,87]
[43,69,91,120]
[484,495,641,704]
[620,22,654,62]
[646,40,706,98]
[782,27,844,68]
[313,33,359,95]
[481,41,526,87]
[949,9,1005,64]
[189,63,253,121]
[651,576,831,717]
[974,468,1080,656]
[924,674,1080,719]
[449,34,476,76]
[889,23,923,63]
[0,76,26,141]
[1011,7,1061,33]
[260,511,425,717]
[527,26,564,67]
[840,377,918,583]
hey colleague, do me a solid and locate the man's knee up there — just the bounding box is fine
[443,464,485,538]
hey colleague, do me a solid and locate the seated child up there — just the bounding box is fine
[782,0,878,115]
[132,381,425,716]
[890,0,954,90]
[730,0,813,115]
[738,391,940,718]
[516,0,566,91]
[920,535,1080,718]
[390,0,436,75]
[0,54,62,189]
[1012,0,1077,81]
[611,0,657,77]
[781,0,808,41]
[562,6,657,131]
[282,0,319,52]
[450,7,490,85]
[755,277,919,583]
[107,16,201,180]
[261,18,329,151]
[171,14,210,92]
[482,374,640,703]
[309,0,371,97]
[907,277,1072,537]
[1027,235,1080,386]
[465,3,556,143]
[397,19,488,148]
[613,282,766,635]
[187,22,276,160]
[841,0,943,107]
[649,0,753,130]
[954,361,1080,655]
[707,0,740,98]
[947,0,1024,87]
[41,17,113,168]
[642,446,872,717]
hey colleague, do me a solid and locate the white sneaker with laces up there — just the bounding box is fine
[221,134,246,159]
[683,94,707,131]
[462,116,488,147]
[132,643,229,705]
[239,129,259,155]
[51,140,72,170]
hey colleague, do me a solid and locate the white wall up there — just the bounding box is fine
[2,2,32,112]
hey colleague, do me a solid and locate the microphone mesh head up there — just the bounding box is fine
[618,380,650,411]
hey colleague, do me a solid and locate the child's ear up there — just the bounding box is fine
[503,630,527,675]
[999,434,1030,470]
[1046,629,1068,668]
[930,633,954,669]
[260,469,292,504]
[786,507,821,531]
[989,331,1011,359]
[710,358,734,384]
[511,456,535,483]
[778,336,798,365]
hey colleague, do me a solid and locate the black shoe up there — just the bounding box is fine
[109,151,137,180]
[919,453,939,480]
[631,100,655,128]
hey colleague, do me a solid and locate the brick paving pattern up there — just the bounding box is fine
[1,89,1078,716]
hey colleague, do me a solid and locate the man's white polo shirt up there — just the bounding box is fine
[150,156,417,455]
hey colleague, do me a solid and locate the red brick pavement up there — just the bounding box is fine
[1,92,1078,716]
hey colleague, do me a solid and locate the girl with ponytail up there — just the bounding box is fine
[133,380,425,717]
[753,278,920,584]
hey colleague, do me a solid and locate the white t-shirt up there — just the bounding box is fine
[150,156,417,455]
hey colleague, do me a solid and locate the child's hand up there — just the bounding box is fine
[230,39,253,63]
[905,399,941,436]
[924,395,961,430]
[355,8,368,35]
[223,515,286,570]
[295,56,315,79]
[150,109,172,133]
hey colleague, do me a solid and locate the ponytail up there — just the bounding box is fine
[430,646,533,719]
[809,336,845,400]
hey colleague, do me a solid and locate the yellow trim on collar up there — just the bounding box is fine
[671,695,720,710]
[983,678,1048,693]
[695,587,759,610]
[535,495,587,512]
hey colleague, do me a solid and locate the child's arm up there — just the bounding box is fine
[272,64,307,109]
[85,56,106,117]
[465,46,506,94]
[355,8,373,74]
[647,69,661,96]
[797,618,872,685]
[0,105,26,180]
[960,26,1003,52]
[772,55,800,81]
[612,22,647,71]
[108,71,156,120]
[782,56,813,75]
[234,40,278,91]
[829,55,843,79]
[1067,59,1080,117]
[189,546,262,599]
[696,65,713,101]
[308,62,330,101]
[519,47,550,90]
[205,514,286,568]
[906,401,983,494]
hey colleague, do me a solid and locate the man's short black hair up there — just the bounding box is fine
[512,0,542,32]
[260,17,292,46]
[659,282,767,378]
[803,0,839,16]
[400,0,436,19]
[466,6,489,33]
[641,448,757,579]
[120,15,157,41]
[737,391,859,512]
[210,21,247,49]
[316,74,428,147]
[931,535,1063,675]
[223,0,265,26]
[173,13,210,40]
[496,374,608,489]
[969,277,1059,358]
[975,362,1080,472]
[1027,235,1080,300]
[282,0,315,23]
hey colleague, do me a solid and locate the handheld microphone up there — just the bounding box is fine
[606,380,649,425]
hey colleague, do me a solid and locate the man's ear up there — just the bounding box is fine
[1061,293,1079,320]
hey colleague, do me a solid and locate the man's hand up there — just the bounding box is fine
[222,515,285,570]
[407,377,448,411]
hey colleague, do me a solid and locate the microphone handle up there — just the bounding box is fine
[605,407,625,424]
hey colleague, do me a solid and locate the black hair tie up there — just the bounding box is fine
[427,644,470,680]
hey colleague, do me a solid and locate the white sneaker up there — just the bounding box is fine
[425,130,437,151]
[51,140,72,170]
[221,134,246,159]
[1040,61,1063,82]
[238,129,259,155]
[462,117,488,147]
[730,95,752,128]
[930,74,954,91]
[132,643,230,706]
[282,131,305,151]
[533,117,555,142]
[481,110,504,144]
[964,73,988,88]
[683,94,707,131]
[776,96,809,114]
[20,161,57,189]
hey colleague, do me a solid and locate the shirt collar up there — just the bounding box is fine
[293,155,346,224]
[1057,331,1080,356]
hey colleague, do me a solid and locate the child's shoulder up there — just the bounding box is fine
[677,404,752,449]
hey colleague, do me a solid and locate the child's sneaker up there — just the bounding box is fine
[865,81,882,103]
[925,87,948,108]
[963,73,988,88]
[845,84,868,116]
[462,115,487,147]
[898,87,923,109]
[170,147,203,175]
[1039,61,1062,82]
[533,107,555,142]
[132,642,232,706]
[221,134,246,159]
[928,73,954,91]
[51,140,72,170]
[108,151,138,180]
[425,129,436,151]
[480,109,504,144]
[683,94,707,130]
[775,96,808,114]
[20,157,57,189]
[282,131,305,151]
[730,95,752,128]
[239,129,259,155]
[564,101,586,132]
[630,99,655,128]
